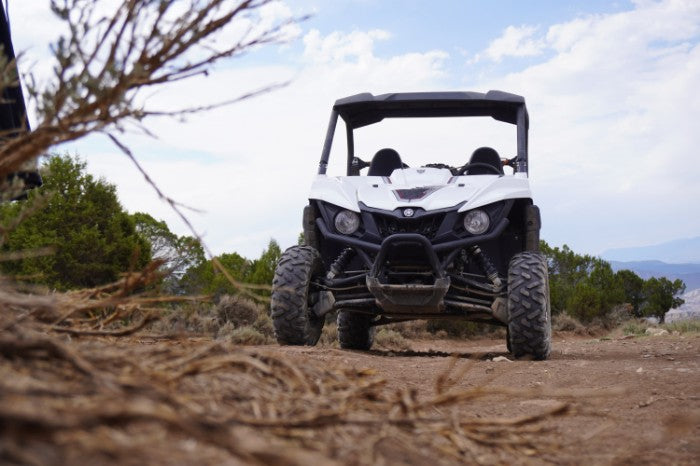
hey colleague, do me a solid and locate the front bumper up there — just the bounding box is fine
[317,216,509,317]
[366,233,451,313]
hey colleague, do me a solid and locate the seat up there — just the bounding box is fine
[464,147,504,175]
[368,148,403,177]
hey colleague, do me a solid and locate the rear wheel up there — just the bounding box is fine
[270,246,324,345]
[507,251,551,360]
[337,311,375,350]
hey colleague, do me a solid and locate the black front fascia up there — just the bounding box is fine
[313,199,513,256]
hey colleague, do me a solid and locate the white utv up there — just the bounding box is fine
[271,91,551,360]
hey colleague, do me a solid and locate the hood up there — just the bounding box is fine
[309,167,531,213]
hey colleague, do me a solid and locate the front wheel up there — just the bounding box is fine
[337,311,375,350]
[270,245,324,345]
[507,251,552,360]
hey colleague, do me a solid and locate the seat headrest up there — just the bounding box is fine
[467,147,503,175]
[368,148,403,177]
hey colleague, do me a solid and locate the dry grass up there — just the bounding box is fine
[662,320,700,334]
[319,322,339,347]
[216,294,261,327]
[0,269,600,465]
[552,313,590,335]
[374,328,411,351]
[387,320,432,339]
[152,293,275,342]
[227,326,273,345]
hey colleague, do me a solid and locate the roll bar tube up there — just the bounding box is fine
[318,110,338,175]
[516,105,528,174]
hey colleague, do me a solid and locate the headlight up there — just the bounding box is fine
[463,209,490,235]
[334,210,360,235]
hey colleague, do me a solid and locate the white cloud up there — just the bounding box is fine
[473,0,700,253]
[475,25,546,62]
[303,29,391,63]
[11,0,700,261]
[76,28,450,258]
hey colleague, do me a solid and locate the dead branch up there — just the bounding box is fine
[51,311,158,336]
[0,0,304,179]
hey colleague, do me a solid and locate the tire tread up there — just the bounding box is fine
[270,246,323,345]
[507,251,552,360]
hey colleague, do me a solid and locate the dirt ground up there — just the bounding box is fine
[2,326,699,465]
[277,333,700,465]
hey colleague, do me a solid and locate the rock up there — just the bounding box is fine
[645,328,669,336]
[492,356,512,362]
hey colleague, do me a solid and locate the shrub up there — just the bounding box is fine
[152,302,220,335]
[605,304,634,328]
[216,294,261,327]
[151,296,273,342]
[426,319,479,338]
[374,329,410,350]
[216,321,236,340]
[622,321,648,336]
[388,321,430,339]
[552,312,587,334]
[0,155,151,290]
[253,313,274,338]
[426,319,504,339]
[229,326,271,345]
[319,323,338,347]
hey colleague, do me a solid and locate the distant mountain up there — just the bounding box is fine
[602,236,700,264]
[666,289,700,323]
[609,260,700,291]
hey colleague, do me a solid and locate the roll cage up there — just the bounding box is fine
[317,90,530,177]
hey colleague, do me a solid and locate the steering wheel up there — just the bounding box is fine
[456,162,503,176]
[423,163,452,170]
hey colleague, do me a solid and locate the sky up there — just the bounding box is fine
[7,0,700,259]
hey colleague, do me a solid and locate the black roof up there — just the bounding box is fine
[333,90,528,129]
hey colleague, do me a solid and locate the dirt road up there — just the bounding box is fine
[277,333,700,464]
[3,328,698,465]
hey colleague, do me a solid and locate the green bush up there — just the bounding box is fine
[541,240,685,323]
[180,240,280,297]
[0,154,150,289]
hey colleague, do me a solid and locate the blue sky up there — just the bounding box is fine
[9,0,700,259]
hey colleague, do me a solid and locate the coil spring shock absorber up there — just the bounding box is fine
[468,245,502,288]
[328,248,354,279]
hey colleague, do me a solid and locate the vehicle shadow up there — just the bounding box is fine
[367,348,510,361]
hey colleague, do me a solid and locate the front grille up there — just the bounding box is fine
[373,213,445,239]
